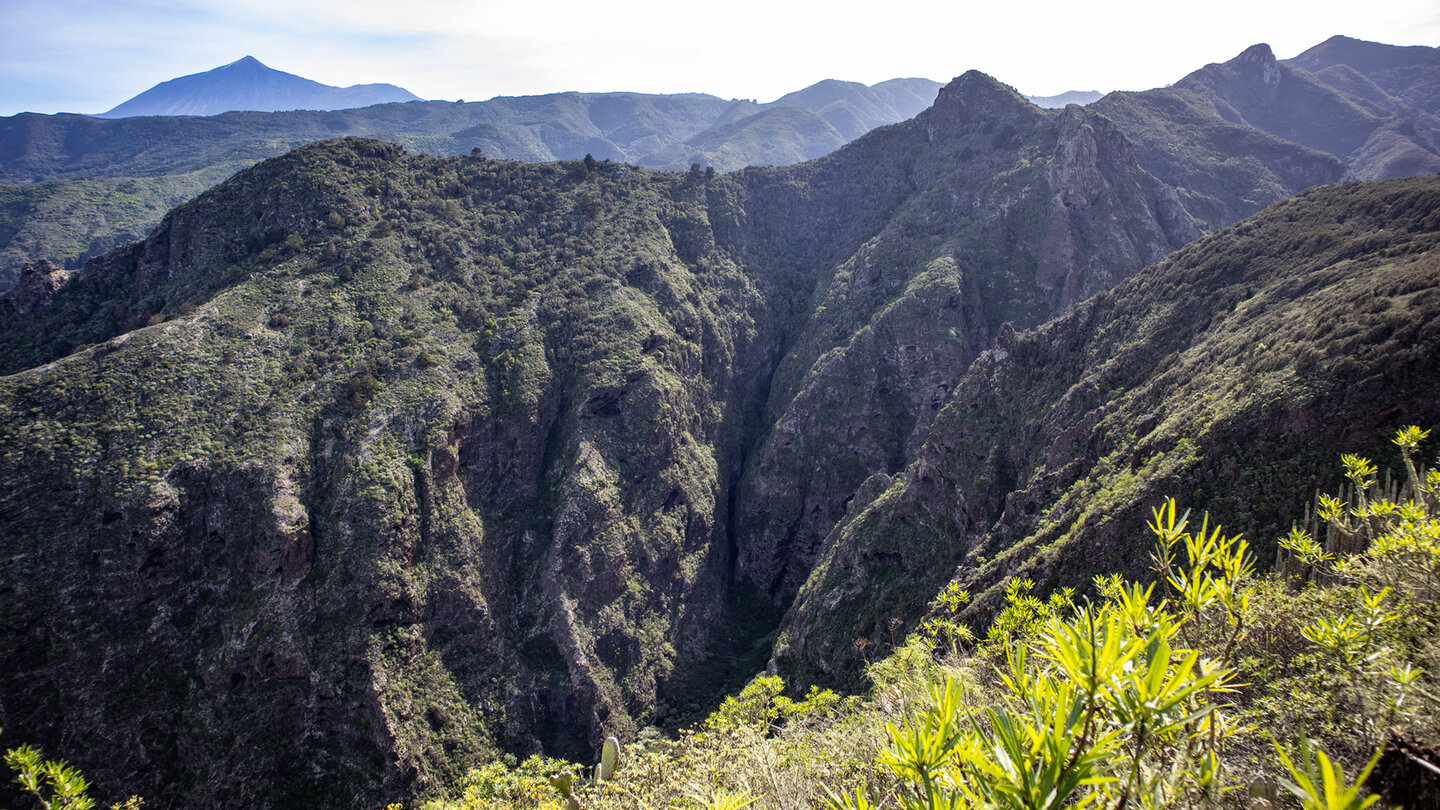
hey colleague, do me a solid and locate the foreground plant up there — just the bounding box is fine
[847,427,1440,809]
[1274,736,1382,810]
[855,503,1240,808]
[2,734,143,810]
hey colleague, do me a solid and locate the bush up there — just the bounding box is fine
[835,427,1440,810]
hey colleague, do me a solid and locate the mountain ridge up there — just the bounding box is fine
[0,61,1220,801]
[5,36,1438,294]
[775,173,1440,687]
[99,55,422,118]
[2,39,1440,809]
[0,77,942,290]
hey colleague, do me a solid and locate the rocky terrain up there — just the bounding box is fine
[1,38,1439,809]
[777,175,1440,686]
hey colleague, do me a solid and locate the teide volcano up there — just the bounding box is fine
[2,68,1437,808]
[99,55,421,118]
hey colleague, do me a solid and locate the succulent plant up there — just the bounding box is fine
[595,736,620,783]
[548,737,622,807]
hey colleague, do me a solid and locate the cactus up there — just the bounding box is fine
[596,736,620,783]
[548,737,623,807]
[549,771,580,810]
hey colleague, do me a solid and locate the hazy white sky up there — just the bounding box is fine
[2,0,1437,116]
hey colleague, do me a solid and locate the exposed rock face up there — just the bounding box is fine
[4,259,71,315]
[0,141,769,807]
[733,75,1196,604]
[1,62,1438,808]
[773,175,1440,687]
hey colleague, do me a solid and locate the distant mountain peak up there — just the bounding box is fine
[1184,43,1284,91]
[220,56,269,73]
[934,71,1030,114]
[1239,43,1277,64]
[1026,90,1104,109]
[98,57,421,118]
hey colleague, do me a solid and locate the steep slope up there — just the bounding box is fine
[768,78,943,140]
[100,56,421,117]
[1170,43,1440,181]
[0,140,777,806]
[730,72,1198,603]
[1285,35,1440,114]
[776,175,1440,687]
[0,163,246,285]
[0,66,1208,806]
[4,65,1438,808]
[1090,83,1346,230]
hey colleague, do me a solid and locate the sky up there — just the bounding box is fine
[2,0,1438,116]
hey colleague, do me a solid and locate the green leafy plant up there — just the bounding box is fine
[1274,736,1381,810]
[5,744,96,810]
[839,498,1248,810]
[2,735,142,810]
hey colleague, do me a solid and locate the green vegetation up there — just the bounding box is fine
[1,734,143,810]
[0,163,249,288]
[404,427,1439,809]
[1,69,1438,807]
[0,81,945,292]
[779,174,1440,690]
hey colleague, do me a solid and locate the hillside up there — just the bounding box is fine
[2,57,1440,807]
[777,174,1440,687]
[728,75,1196,604]
[0,163,246,279]
[1171,42,1440,180]
[1285,35,1440,114]
[99,56,421,118]
[5,36,1438,295]
[0,78,940,290]
[0,64,1214,806]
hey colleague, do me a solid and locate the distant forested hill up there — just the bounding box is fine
[2,39,1440,809]
[0,78,942,289]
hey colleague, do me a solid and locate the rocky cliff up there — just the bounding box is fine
[775,174,1440,687]
[0,140,772,806]
[732,73,1197,604]
[2,66,1438,807]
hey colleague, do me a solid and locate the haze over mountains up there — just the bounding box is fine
[1,33,1439,809]
[0,64,948,291]
[99,55,422,118]
[3,37,1436,295]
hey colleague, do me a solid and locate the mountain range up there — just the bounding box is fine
[98,55,422,118]
[0,70,944,291]
[5,37,1438,295]
[0,34,1439,809]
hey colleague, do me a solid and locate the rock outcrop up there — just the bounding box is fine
[2,59,1439,808]
[3,259,71,316]
[774,174,1440,687]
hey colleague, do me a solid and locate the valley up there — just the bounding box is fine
[0,34,1438,810]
